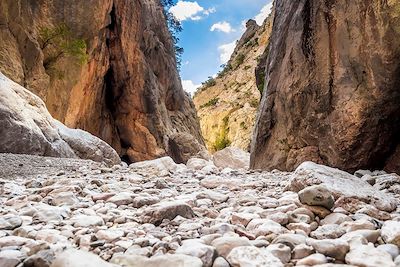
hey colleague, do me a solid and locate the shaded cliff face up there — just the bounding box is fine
[251,0,400,172]
[193,18,272,152]
[0,0,205,163]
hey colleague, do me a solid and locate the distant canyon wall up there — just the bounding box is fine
[193,18,273,152]
[251,0,400,173]
[0,0,205,163]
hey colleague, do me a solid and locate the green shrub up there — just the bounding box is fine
[213,115,231,151]
[213,135,231,151]
[200,97,219,109]
[39,23,88,77]
[202,76,217,88]
[240,121,248,130]
[250,98,259,108]
[235,53,245,67]
[217,63,232,78]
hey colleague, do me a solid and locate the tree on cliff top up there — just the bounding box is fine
[160,0,184,70]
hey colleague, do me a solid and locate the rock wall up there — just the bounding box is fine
[251,0,400,172]
[193,18,272,152]
[0,72,121,166]
[0,0,205,163]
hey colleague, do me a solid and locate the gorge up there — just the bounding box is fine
[0,0,400,266]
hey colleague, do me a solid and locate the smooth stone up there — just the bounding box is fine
[377,244,400,260]
[246,219,288,237]
[297,253,327,266]
[0,250,22,267]
[298,185,335,210]
[70,215,104,227]
[271,234,307,249]
[111,254,203,267]
[307,238,349,260]
[0,215,22,230]
[0,257,20,267]
[231,213,260,227]
[23,249,55,267]
[382,221,400,246]
[310,224,346,239]
[0,236,35,247]
[187,158,213,170]
[107,192,135,206]
[288,213,312,224]
[51,192,79,206]
[267,212,289,225]
[142,201,195,225]
[50,249,116,267]
[340,229,381,243]
[320,213,352,225]
[345,244,395,267]
[287,223,313,235]
[292,244,314,259]
[196,190,229,203]
[212,256,230,267]
[303,205,331,219]
[132,196,159,208]
[341,219,376,232]
[211,236,251,258]
[176,239,216,267]
[266,243,291,263]
[226,246,283,267]
[212,147,250,169]
[95,229,125,242]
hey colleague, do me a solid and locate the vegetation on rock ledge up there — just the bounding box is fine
[39,23,88,78]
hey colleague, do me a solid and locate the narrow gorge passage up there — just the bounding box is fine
[0,0,400,267]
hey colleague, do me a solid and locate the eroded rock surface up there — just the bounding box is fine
[0,0,204,163]
[251,0,400,173]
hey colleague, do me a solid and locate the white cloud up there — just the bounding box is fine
[169,1,215,22]
[210,21,234,33]
[218,40,237,64]
[254,2,273,25]
[204,7,216,16]
[182,80,201,96]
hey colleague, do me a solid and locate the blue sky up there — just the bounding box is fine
[169,0,273,95]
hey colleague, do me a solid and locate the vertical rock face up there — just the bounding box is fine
[0,0,205,163]
[251,0,400,172]
[193,18,273,152]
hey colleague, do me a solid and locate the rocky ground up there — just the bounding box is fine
[1,152,400,267]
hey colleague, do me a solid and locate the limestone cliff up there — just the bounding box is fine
[0,0,205,163]
[193,18,272,152]
[251,0,400,172]
[0,72,121,166]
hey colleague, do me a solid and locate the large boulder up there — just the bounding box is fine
[288,162,398,212]
[251,0,400,173]
[213,147,250,169]
[0,72,120,166]
[167,132,210,164]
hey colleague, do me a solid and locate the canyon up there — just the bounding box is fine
[0,0,400,266]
